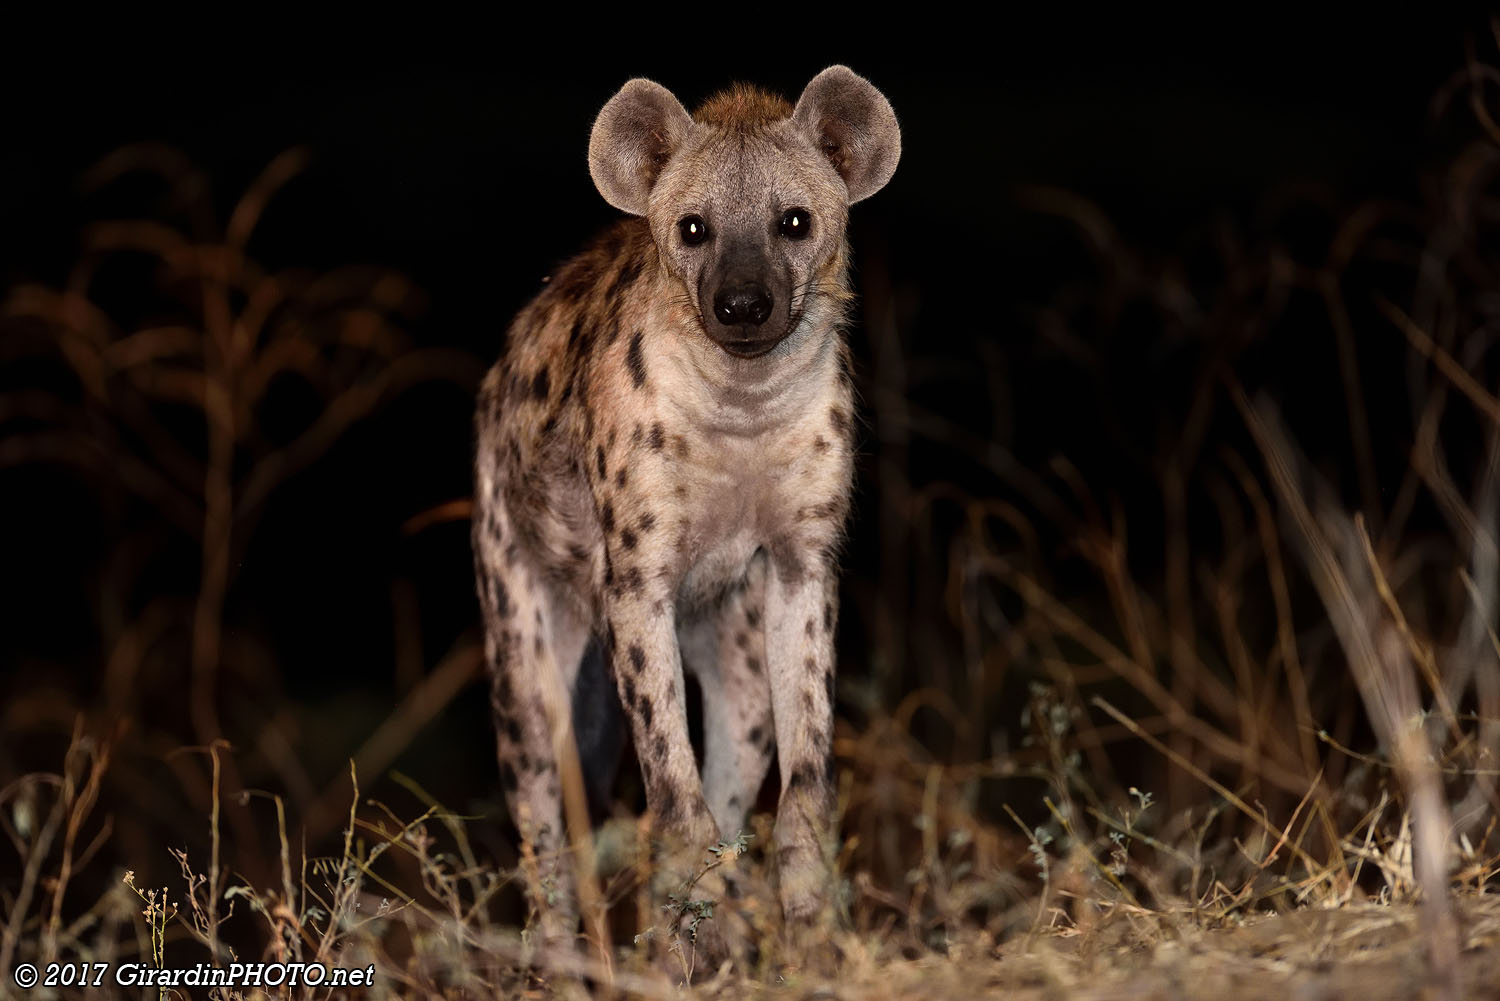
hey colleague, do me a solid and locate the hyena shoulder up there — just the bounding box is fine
[477,219,660,585]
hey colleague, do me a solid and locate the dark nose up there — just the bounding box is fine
[713,283,773,327]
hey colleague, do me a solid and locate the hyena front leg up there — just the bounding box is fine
[604,583,719,872]
[681,554,774,839]
[605,576,740,970]
[473,496,590,944]
[764,549,839,925]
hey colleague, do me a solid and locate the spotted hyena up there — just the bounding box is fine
[472,66,900,945]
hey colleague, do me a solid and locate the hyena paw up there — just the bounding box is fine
[776,841,834,928]
[647,835,752,978]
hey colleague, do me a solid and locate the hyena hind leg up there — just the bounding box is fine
[681,556,775,840]
[474,509,591,941]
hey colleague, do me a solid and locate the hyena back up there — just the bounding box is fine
[472,65,900,941]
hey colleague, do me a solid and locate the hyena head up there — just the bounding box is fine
[588,66,901,358]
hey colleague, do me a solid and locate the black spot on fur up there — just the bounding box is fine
[606,257,644,302]
[626,331,648,389]
[601,501,615,533]
[596,445,607,480]
[567,317,589,352]
[615,467,627,488]
[649,422,665,451]
[804,656,818,672]
[769,538,806,584]
[656,782,678,824]
[830,407,849,434]
[735,631,749,651]
[746,656,761,674]
[620,565,644,593]
[823,602,834,632]
[814,435,829,451]
[805,618,817,638]
[639,696,653,729]
[632,423,644,447]
[532,367,550,400]
[787,761,821,795]
[638,512,656,533]
[748,724,766,746]
[628,643,646,673]
[620,528,638,550]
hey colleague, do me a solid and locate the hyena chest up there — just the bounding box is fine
[678,524,762,609]
[672,446,792,610]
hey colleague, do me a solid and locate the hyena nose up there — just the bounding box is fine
[713,283,773,327]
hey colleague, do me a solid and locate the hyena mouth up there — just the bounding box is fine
[716,328,786,359]
[710,310,803,359]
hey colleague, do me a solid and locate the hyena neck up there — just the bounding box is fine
[645,270,849,439]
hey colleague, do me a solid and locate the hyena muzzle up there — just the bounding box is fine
[472,65,900,948]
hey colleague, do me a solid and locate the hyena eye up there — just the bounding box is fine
[678,215,709,246]
[779,208,812,240]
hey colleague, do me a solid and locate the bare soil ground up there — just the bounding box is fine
[718,901,1500,1001]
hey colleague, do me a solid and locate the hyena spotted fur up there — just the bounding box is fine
[472,66,900,942]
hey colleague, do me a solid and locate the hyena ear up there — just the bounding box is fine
[588,78,694,216]
[793,65,902,203]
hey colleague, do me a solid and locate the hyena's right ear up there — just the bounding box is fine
[588,79,694,216]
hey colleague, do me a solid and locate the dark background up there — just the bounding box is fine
[1,12,1493,876]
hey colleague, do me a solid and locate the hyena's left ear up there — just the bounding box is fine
[589,78,695,215]
[793,65,902,203]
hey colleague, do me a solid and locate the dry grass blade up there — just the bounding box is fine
[1239,389,1462,1001]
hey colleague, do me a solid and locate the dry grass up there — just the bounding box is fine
[8,36,1500,1001]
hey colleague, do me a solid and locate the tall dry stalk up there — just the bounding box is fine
[2,144,482,885]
